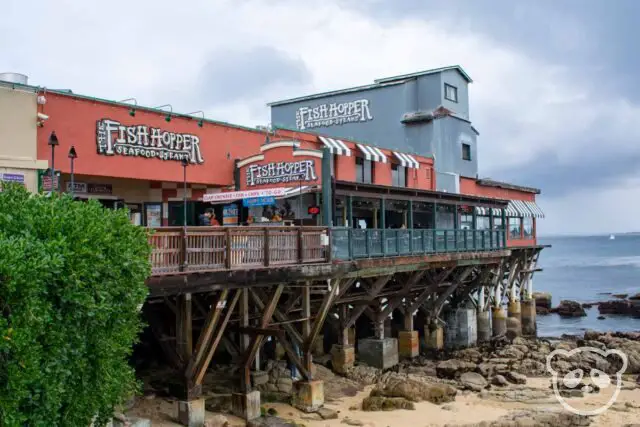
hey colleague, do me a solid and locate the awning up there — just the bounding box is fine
[506,199,532,217]
[491,208,502,216]
[393,151,419,169]
[474,206,505,216]
[318,136,351,156]
[356,144,387,163]
[276,185,319,199]
[524,200,545,218]
[505,201,519,217]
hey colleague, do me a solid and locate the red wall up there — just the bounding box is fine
[37,92,266,186]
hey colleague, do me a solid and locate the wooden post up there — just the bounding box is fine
[176,293,193,362]
[297,228,304,263]
[489,210,494,248]
[472,206,477,250]
[302,283,312,374]
[264,228,270,267]
[347,194,353,228]
[180,227,187,272]
[225,228,232,269]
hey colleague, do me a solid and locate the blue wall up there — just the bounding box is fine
[270,69,478,190]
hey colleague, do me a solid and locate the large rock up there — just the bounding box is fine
[556,300,587,317]
[598,300,640,317]
[370,375,457,404]
[436,359,477,379]
[492,375,510,387]
[459,372,488,392]
[533,292,552,310]
[505,371,527,385]
[361,396,415,411]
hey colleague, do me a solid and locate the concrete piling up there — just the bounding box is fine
[492,306,507,337]
[477,310,492,342]
[520,299,537,336]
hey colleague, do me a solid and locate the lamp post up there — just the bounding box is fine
[48,131,59,192]
[68,146,77,198]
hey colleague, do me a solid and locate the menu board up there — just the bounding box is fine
[145,204,162,227]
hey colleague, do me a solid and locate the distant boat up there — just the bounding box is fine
[610,234,615,240]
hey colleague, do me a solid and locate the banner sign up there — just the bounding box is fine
[65,182,113,195]
[1,173,25,184]
[223,204,238,225]
[203,187,286,203]
[96,119,205,164]
[243,196,276,207]
[246,160,317,187]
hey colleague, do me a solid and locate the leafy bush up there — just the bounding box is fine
[0,185,150,426]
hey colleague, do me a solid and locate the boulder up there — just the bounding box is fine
[556,300,587,317]
[436,359,477,379]
[514,359,546,376]
[316,408,338,420]
[496,346,525,360]
[362,396,415,411]
[629,293,640,301]
[613,293,629,299]
[533,292,552,310]
[492,375,510,387]
[205,415,229,427]
[370,376,457,404]
[505,371,527,385]
[599,300,633,315]
[276,377,293,393]
[459,371,488,392]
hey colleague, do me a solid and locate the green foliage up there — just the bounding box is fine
[0,185,150,427]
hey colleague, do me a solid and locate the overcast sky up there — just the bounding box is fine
[2,0,638,236]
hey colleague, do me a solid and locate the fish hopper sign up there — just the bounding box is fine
[203,187,287,203]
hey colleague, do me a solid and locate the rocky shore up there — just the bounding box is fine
[123,329,640,427]
[533,292,640,319]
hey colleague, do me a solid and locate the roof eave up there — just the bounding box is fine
[476,179,541,195]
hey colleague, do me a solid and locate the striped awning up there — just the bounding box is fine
[506,200,532,217]
[318,136,351,156]
[356,144,387,163]
[524,200,545,218]
[474,207,505,216]
[393,151,419,169]
[277,185,319,199]
[505,201,519,217]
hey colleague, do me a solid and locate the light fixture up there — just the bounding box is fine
[120,98,137,117]
[48,131,59,193]
[155,104,173,122]
[187,111,205,128]
[68,146,78,198]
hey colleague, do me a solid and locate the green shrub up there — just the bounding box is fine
[0,185,150,426]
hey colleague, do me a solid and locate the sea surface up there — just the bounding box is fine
[535,234,640,337]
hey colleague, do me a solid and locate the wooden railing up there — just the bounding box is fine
[148,227,330,275]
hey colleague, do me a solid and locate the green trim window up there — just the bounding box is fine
[355,157,372,184]
[391,163,406,187]
[462,143,472,161]
[493,217,503,230]
[509,217,522,239]
[445,83,458,102]
[460,214,473,230]
[523,217,534,238]
[476,215,490,230]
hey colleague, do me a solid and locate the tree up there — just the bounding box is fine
[0,185,150,426]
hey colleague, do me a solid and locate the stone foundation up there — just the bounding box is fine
[444,308,477,349]
[477,310,492,342]
[398,330,419,359]
[492,307,507,337]
[331,344,355,374]
[231,391,261,421]
[177,399,205,427]
[292,380,324,412]
[507,301,522,337]
[357,338,399,369]
[425,325,444,350]
[521,299,537,336]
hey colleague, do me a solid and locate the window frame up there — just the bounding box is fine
[355,156,372,184]
[508,217,522,239]
[462,143,472,161]
[523,217,534,238]
[391,163,407,187]
[444,83,458,103]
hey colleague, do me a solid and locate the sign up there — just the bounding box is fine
[243,196,276,207]
[307,205,320,215]
[96,119,205,164]
[40,173,60,191]
[295,99,373,130]
[246,160,317,187]
[203,187,287,203]
[223,204,238,225]
[64,182,113,195]
[1,173,25,184]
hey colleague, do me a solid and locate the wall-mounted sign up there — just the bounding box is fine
[246,160,317,187]
[40,172,60,192]
[223,204,238,225]
[65,182,113,195]
[96,119,205,164]
[1,173,25,184]
[295,99,373,130]
[243,196,276,207]
[203,187,287,203]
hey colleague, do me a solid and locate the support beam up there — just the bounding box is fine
[345,275,392,329]
[428,267,474,321]
[176,293,193,363]
[302,283,312,373]
[251,288,304,348]
[303,279,341,352]
[378,270,427,319]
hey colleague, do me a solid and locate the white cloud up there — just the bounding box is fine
[3,0,640,233]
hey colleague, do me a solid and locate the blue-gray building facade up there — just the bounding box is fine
[269,66,478,193]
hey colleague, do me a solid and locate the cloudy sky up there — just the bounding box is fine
[2,0,638,236]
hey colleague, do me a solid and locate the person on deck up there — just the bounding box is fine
[198,208,220,226]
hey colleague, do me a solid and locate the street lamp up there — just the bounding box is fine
[48,131,59,192]
[181,157,189,229]
[68,146,77,198]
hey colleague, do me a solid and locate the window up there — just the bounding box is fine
[462,143,471,161]
[445,83,458,102]
[509,217,522,239]
[523,217,534,238]
[391,163,406,187]
[355,157,372,184]
[460,214,473,230]
[493,217,503,230]
[476,216,490,230]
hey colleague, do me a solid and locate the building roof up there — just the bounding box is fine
[476,178,541,195]
[268,65,472,107]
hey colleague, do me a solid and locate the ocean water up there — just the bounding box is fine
[535,234,640,337]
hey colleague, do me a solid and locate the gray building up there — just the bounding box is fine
[269,66,478,193]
